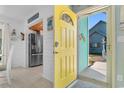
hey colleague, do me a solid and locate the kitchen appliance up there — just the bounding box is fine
[28,33,43,67]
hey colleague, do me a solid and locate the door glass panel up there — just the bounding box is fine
[61,13,74,26]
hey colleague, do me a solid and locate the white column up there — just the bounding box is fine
[102,37,106,59]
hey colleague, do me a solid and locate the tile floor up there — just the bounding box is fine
[0,62,106,88]
[0,66,53,88]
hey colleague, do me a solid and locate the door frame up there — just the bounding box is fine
[26,18,43,68]
[77,5,116,88]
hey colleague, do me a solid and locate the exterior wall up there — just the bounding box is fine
[89,21,106,36]
[89,33,104,54]
[89,21,106,54]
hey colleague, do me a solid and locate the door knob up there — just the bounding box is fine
[107,44,111,50]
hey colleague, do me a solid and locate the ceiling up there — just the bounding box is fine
[0,5,41,22]
[0,5,91,23]
[29,21,43,32]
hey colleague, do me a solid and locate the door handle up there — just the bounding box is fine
[106,44,112,50]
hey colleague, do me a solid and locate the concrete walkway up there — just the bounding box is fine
[80,62,107,82]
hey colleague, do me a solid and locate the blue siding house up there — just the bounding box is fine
[89,21,106,54]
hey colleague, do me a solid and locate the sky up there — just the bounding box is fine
[88,12,106,30]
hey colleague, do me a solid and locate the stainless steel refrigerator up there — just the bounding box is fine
[28,33,43,67]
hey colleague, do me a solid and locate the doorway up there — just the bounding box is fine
[78,6,114,87]
[28,21,43,73]
[88,12,107,82]
[54,5,115,88]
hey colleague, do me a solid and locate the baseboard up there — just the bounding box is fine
[42,74,53,83]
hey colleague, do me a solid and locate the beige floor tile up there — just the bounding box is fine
[0,66,53,88]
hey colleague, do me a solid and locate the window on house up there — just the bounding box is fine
[90,42,101,48]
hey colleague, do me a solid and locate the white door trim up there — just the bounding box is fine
[77,5,116,88]
[26,18,43,68]
[77,5,110,16]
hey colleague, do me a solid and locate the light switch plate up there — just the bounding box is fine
[117,75,123,81]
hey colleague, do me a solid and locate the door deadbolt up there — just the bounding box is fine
[55,41,59,47]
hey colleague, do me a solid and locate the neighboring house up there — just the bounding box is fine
[89,20,106,54]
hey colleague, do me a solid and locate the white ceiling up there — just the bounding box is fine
[0,5,40,22]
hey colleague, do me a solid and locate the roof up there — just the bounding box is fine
[89,20,106,37]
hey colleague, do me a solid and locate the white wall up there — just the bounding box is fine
[0,15,26,68]
[116,6,124,87]
[25,5,54,82]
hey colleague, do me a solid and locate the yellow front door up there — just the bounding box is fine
[54,5,77,88]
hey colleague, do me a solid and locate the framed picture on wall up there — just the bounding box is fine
[47,16,54,31]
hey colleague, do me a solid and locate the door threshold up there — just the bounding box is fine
[67,80,78,88]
